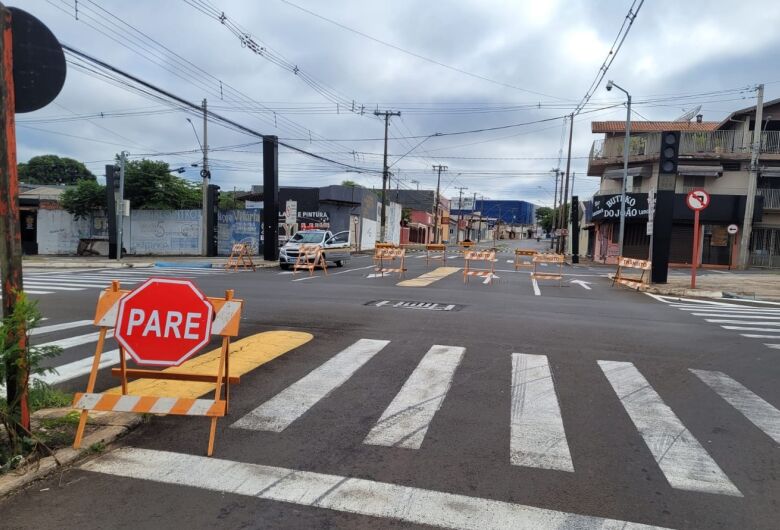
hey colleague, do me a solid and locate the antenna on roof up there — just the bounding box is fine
[674,105,702,122]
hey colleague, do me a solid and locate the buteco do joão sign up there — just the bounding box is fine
[114,278,214,366]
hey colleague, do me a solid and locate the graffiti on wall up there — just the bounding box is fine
[218,208,261,255]
[128,210,201,255]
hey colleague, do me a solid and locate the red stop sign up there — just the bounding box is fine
[114,278,214,367]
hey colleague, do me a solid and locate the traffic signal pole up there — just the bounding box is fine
[0,5,29,432]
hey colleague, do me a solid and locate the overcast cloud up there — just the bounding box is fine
[16,0,780,206]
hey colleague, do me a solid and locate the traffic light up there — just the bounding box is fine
[659,131,680,174]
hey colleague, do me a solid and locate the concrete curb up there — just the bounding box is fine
[22,261,154,269]
[644,286,724,299]
[0,414,141,498]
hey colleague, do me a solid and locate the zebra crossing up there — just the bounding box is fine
[232,337,780,498]
[7,266,233,297]
[648,294,780,349]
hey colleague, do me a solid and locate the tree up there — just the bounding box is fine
[341,180,362,188]
[60,180,106,220]
[18,155,95,185]
[123,159,201,210]
[218,190,245,210]
[535,206,555,233]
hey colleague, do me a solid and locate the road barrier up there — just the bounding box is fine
[225,243,255,271]
[374,247,407,278]
[531,253,564,286]
[463,249,496,284]
[72,280,243,456]
[292,244,328,277]
[425,243,447,266]
[514,249,537,270]
[611,256,652,290]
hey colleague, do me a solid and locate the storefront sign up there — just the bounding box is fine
[591,193,649,221]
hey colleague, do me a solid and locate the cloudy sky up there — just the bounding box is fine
[17,0,780,206]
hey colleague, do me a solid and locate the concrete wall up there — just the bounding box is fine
[127,210,201,255]
[360,218,378,250]
[218,208,261,256]
[37,209,109,255]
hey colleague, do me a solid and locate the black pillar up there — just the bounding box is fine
[105,164,118,259]
[263,135,279,261]
[206,184,219,257]
[651,189,675,283]
[571,195,579,264]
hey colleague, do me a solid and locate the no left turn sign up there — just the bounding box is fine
[686,189,710,211]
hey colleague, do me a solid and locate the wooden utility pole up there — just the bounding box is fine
[455,186,468,243]
[375,109,400,242]
[201,98,209,256]
[432,164,447,243]
[0,4,29,432]
[559,113,574,254]
[551,168,559,249]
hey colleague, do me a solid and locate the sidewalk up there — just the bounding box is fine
[22,255,279,269]
[644,271,780,301]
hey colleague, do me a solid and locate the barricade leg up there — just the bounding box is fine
[73,326,108,449]
[119,346,128,395]
[207,335,230,456]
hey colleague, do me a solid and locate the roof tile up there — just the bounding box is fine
[592,121,720,133]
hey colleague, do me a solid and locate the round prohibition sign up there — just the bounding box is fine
[686,189,710,211]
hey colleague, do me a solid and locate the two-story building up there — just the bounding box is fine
[587,99,780,268]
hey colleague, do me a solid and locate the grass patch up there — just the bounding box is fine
[88,441,106,454]
[28,381,73,412]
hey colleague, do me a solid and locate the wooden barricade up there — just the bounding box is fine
[225,243,255,271]
[292,244,328,277]
[531,253,564,286]
[514,249,537,270]
[425,243,447,266]
[72,281,243,456]
[611,256,652,290]
[463,250,496,284]
[374,247,407,278]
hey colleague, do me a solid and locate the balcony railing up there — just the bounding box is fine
[758,188,780,209]
[591,130,780,161]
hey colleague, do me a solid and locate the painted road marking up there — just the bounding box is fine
[599,360,741,496]
[691,369,780,444]
[364,345,465,449]
[39,330,114,350]
[707,319,780,325]
[721,325,780,332]
[742,333,780,339]
[366,300,462,311]
[511,353,573,472]
[232,339,390,432]
[29,319,93,336]
[765,343,780,349]
[82,448,669,530]
[397,266,460,287]
[106,330,314,398]
[41,349,122,385]
[22,283,87,291]
[532,278,541,296]
[695,313,780,319]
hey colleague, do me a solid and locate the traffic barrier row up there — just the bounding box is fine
[73,279,244,456]
[611,257,651,290]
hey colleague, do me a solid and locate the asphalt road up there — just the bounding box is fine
[1,250,779,529]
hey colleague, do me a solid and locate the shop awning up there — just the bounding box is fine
[603,166,651,180]
[760,166,780,178]
[678,164,723,177]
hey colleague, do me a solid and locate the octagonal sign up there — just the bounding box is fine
[114,278,214,367]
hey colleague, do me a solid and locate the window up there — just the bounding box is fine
[683,175,705,191]
[632,176,643,193]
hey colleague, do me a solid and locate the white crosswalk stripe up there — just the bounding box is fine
[599,360,741,496]
[364,345,464,449]
[649,294,780,350]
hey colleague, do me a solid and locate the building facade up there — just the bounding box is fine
[587,101,780,267]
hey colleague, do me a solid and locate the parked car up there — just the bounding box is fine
[279,230,351,269]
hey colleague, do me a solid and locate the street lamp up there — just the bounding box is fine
[606,80,631,257]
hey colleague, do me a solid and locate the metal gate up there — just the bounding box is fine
[750,228,780,268]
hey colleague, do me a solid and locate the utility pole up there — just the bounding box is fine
[117,151,126,260]
[411,179,419,190]
[375,109,401,242]
[432,164,447,243]
[559,113,574,254]
[200,98,210,256]
[739,83,764,268]
[551,168,559,249]
[455,186,468,243]
[0,4,29,433]
[477,195,484,243]
[471,192,477,240]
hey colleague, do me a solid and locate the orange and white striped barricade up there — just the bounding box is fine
[463,249,496,284]
[531,253,564,286]
[514,249,537,270]
[374,247,407,278]
[225,243,256,271]
[611,256,652,290]
[292,244,328,277]
[72,280,243,456]
[425,243,447,266]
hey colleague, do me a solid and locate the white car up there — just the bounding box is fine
[279,230,351,269]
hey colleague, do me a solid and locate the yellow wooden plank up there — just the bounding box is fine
[106,330,313,398]
[397,266,461,287]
